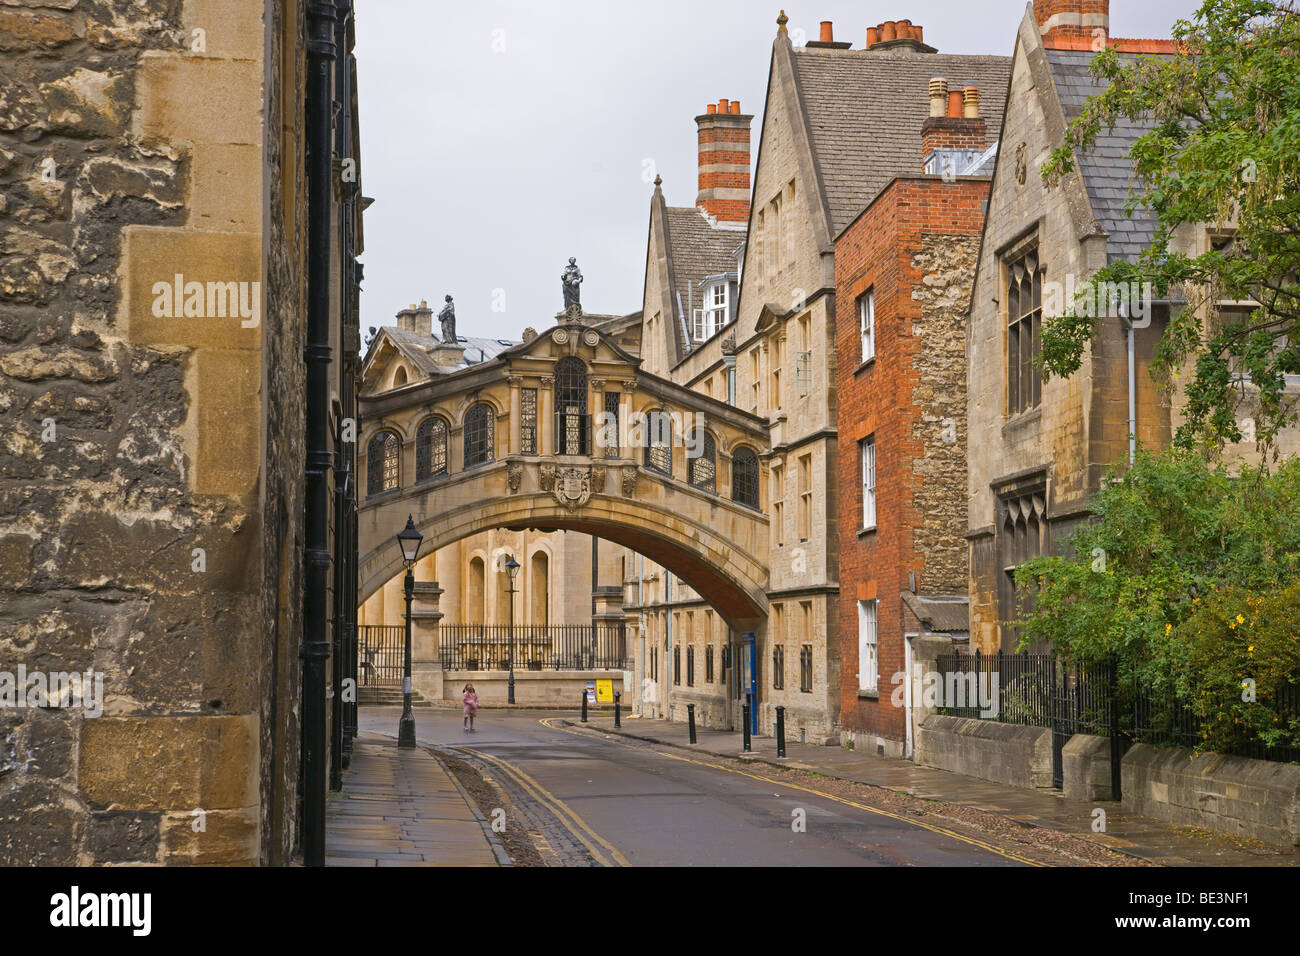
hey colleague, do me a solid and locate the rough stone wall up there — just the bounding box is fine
[0,0,301,865]
[834,177,985,742]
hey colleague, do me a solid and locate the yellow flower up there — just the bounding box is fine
[1237,614,1245,624]
[1165,624,1172,635]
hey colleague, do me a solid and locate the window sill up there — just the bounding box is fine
[1002,407,1041,434]
[857,525,877,538]
[853,356,876,377]
[857,690,880,700]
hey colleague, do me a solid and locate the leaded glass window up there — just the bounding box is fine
[521,388,537,455]
[731,447,759,508]
[555,356,588,455]
[603,391,619,459]
[644,410,672,475]
[464,403,494,468]
[689,431,716,493]
[416,417,448,482]
[367,430,400,496]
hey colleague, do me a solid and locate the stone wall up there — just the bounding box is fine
[916,714,1055,789]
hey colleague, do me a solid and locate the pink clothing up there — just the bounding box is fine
[462,692,478,716]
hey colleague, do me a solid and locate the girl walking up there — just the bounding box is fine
[462,683,479,732]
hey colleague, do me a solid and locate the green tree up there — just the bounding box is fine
[1040,0,1300,455]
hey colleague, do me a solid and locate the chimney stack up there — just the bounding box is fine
[864,17,935,52]
[397,300,434,336]
[1034,0,1109,47]
[922,80,987,167]
[696,98,752,224]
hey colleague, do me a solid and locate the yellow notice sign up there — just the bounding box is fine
[596,680,613,703]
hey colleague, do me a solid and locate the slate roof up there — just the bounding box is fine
[792,47,1012,235]
[1046,49,1171,263]
[381,326,516,374]
[900,591,970,635]
[662,205,743,353]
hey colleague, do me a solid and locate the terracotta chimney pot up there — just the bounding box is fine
[947,88,964,118]
[718,98,729,113]
[897,19,913,40]
[706,103,716,114]
[819,20,833,42]
[865,26,879,47]
[729,100,741,114]
[880,21,896,42]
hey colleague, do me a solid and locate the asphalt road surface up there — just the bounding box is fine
[358,706,1031,867]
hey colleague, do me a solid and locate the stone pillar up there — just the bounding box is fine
[539,375,554,455]
[909,633,954,764]
[410,580,445,701]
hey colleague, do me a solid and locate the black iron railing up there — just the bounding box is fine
[439,623,629,671]
[357,625,405,687]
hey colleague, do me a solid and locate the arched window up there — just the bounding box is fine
[689,430,717,493]
[366,430,400,497]
[464,403,495,468]
[392,366,408,388]
[555,356,589,455]
[416,417,448,482]
[731,447,759,509]
[644,410,673,476]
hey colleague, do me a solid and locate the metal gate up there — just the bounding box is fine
[357,625,404,687]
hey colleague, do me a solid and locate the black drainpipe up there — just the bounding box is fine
[301,0,338,867]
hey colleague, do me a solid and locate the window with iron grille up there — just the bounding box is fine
[773,644,785,690]
[464,403,494,468]
[416,417,448,482]
[689,430,716,492]
[520,388,537,455]
[644,410,673,475]
[800,644,813,693]
[686,645,695,686]
[705,645,714,683]
[1006,249,1042,415]
[555,356,588,455]
[367,430,400,496]
[603,391,620,458]
[731,447,759,509]
[673,644,680,685]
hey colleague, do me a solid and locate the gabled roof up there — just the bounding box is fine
[1045,48,1171,263]
[362,325,518,391]
[792,47,1012,235]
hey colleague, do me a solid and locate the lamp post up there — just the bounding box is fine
[396,515,423,748]
[504,555,520,705]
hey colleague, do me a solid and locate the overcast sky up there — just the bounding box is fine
[354,0,1202,342]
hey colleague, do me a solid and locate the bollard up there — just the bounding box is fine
[742,701,752,753]
[581,690,588,723]
[687,703,697,744]
[776,705,786,758]
[614,691,621,728]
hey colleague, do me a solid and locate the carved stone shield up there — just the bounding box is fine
[555,467,591,510]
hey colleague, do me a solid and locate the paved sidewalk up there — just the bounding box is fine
[325,732,504,867]
[576,715,1296,867]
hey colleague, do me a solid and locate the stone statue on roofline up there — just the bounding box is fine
[438,294,456,342]
[561,257,583,311]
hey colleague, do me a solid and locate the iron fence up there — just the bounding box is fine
[438,623,629,671]
[357,625,404,687]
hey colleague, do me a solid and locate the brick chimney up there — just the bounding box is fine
[1035,0,1109,47]
[696,98,752,224]
[921,79,986,165]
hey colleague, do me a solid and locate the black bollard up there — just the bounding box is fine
[742,700,752,753]
[687,703,697,744]
[581,689,588,723]
[775,705,786,758]
[614,691,621,728]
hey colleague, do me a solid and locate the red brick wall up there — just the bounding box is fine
[834,176,989,742]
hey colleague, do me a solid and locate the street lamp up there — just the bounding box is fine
[396,515,423,748]
[504,555,521,705]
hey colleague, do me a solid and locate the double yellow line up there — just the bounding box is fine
[541,718,1048,867]
[452,743,630,868]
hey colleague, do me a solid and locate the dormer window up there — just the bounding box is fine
[693,279,730,342]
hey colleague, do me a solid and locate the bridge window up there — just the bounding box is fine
[464,403,495,468]
[602,391,620,458]
[366,430,400,497]
[416,417,449,482]
[644,410,673,476]
[689,431,716,493]
[521,388,537,455]
[555,356,589,455]
[731,447,759,509]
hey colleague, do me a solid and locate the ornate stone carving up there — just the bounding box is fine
[539,463,556,492]
[582,329,599,346]
[591,464,606,491]
[590,378,607,391]
[507,461,523,493]
[507,375,524,388]
[552,328,569,345]
[564,303,584,323]
[562,257,583,310]
[523,327,538,343]
[539,375,554,388]
[621,466,637,497]
[554,466,592,511]
[720,333,737,355]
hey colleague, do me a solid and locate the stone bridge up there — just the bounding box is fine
[357,312,772,638]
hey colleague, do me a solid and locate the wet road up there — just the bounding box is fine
[357,706,1029,867]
